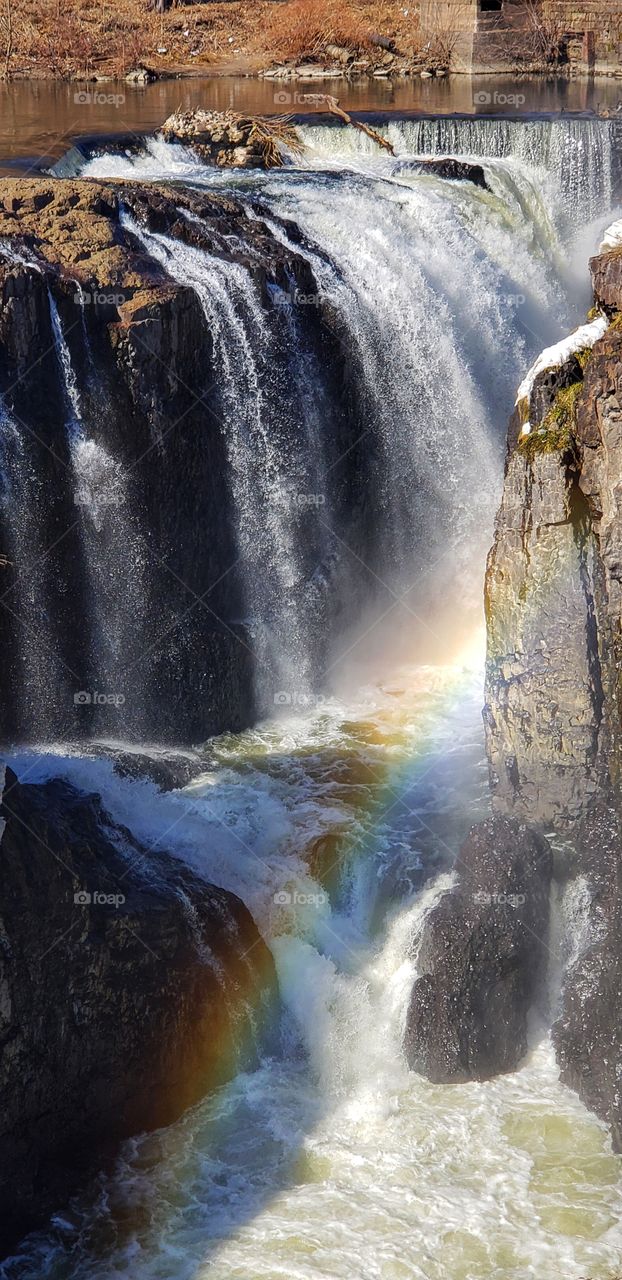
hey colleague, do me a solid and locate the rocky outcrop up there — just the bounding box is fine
[553,800,622,1151]
[484,437,604,827]
[405,817,552,1083]
[161,109,302,168]
[412,158,490,190]
[0,763,277,1255]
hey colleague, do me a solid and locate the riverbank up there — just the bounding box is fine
[3,0,621,85]
[1,0,431,83]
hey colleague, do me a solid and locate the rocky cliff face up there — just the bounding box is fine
[0,178,354,746]
[0,763,277,1256]
[485,256,622,828]
[484,237,622,1148]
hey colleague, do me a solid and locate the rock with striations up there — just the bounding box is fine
[0,764,278,1257]
[483,249,622,828]
[553,799,622,1152]
[405,816,553,1083]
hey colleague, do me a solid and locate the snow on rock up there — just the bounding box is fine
[600,219,622,253]
[515,313,609,411]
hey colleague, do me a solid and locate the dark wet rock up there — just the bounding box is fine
[590,246,622,313]
[483,441,604,828]
[0,764,277,1255]
[527,354,584,429]
[484,241,622,1150]
[553,800,622,1152]
[412,158,490,190]
[84,742,208,790]
[405,817,552,1083]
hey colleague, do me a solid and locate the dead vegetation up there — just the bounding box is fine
[0,0,433,81]
[262,0,374,64]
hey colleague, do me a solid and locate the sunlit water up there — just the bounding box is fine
[5,654,622,1280]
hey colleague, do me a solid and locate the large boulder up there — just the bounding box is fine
[0,764,277,1256]
[405,817,552,1082]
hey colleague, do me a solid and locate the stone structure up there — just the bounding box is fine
[419,0,622,74]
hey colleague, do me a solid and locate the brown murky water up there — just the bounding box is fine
[1,73,621,173]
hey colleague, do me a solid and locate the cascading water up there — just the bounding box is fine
[84,114,607,663]
[297,115,619,229]
[3,114,622,1277]
[47,291,149,732]
[0,401,68,731]
[6,664,622,1279]
[120,210,337,711]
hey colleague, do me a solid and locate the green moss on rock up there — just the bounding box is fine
[518,382,582,459]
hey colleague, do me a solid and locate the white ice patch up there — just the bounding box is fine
[516,312,609,410]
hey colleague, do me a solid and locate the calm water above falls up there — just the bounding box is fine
[3,117,622,1278]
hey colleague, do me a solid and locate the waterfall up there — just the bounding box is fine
[48,292,148,733]
[122,211,337,713]
[2,104,622,1279]
[0,402,69,736]
[298,116,618,229]
[115,141,579,695]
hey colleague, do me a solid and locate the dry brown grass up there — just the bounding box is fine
[1,0,426,80]
[261,0,374,63]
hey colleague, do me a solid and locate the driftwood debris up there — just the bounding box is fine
[298,95,395,156]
